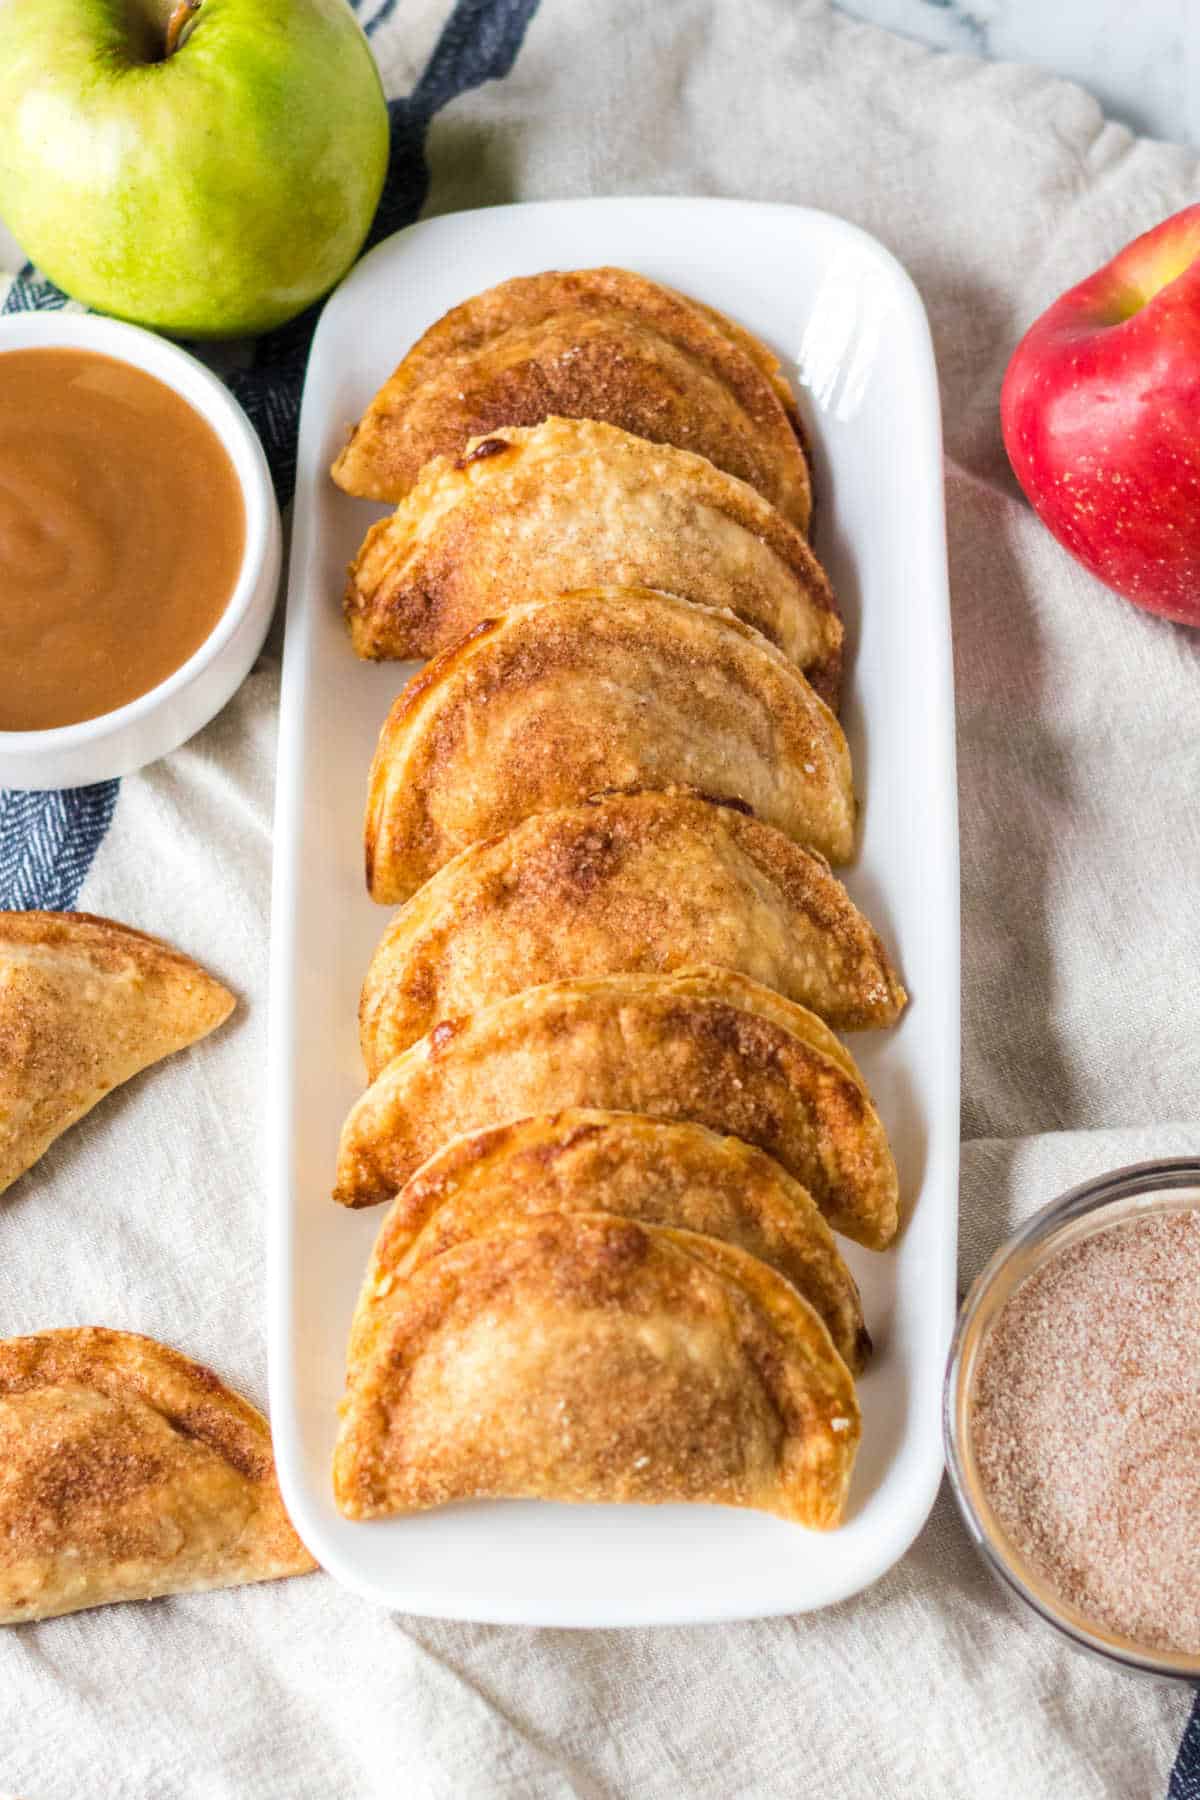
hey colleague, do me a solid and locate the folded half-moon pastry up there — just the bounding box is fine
[0,911,235,1195]
[334,1213,860,1526]
[349,1110,871,1375]
[360,788,905,1072]
[330,267,813,532]
[335,967,900,1249]
[344,418,841,700]
[364,589,855,903]
[0,1328,315,1623]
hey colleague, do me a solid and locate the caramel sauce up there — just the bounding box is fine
[0,348,245,732]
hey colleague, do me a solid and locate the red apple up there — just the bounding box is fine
[1001,204,1200,626]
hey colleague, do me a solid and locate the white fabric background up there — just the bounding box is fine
[2,2,1199,1794]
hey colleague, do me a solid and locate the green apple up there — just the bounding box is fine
[0,0,389,337]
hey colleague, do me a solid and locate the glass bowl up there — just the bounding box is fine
[944,1157,1200,1684]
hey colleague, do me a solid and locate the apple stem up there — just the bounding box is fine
[164,0,201,58]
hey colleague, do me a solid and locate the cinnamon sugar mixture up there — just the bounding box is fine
[971,1207,1200,1654]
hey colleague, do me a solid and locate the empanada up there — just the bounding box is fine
[0,1328,314,1623]
[0,912,234,1195]
[334,1213,860,1527]
[335,967,900,1249]
[330,267,812,532]
[349,1110,871,1375]
[344,417,840,700]
[364,589,855,903]
[360,788,905,1072]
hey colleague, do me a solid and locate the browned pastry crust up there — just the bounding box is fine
[333,1213,860,1526]
[330,267,813,532]
[0,911,235,1195]
[363,589,855,904]
[334,966,900,1249]
[0,1328,315,1623]
[349,1110,871,1375]
[360,788,905,1072]
[344,418,840,701]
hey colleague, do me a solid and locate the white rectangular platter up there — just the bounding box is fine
[268,196,959,1627]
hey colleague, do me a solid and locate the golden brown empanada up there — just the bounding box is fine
[335,967,900,1249]
[330,268,812,531]
[0,1328,314,1623]
[364,589,855,904]
[334,1212,860,1526]
[0,912,234,1195]
[344,418,840,700]
[360,788,905,1072]
[349,1110,871,1375]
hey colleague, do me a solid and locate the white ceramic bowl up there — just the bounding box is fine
[0,311,281,791]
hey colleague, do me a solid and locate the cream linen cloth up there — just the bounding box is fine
[2,2,1199,1794]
